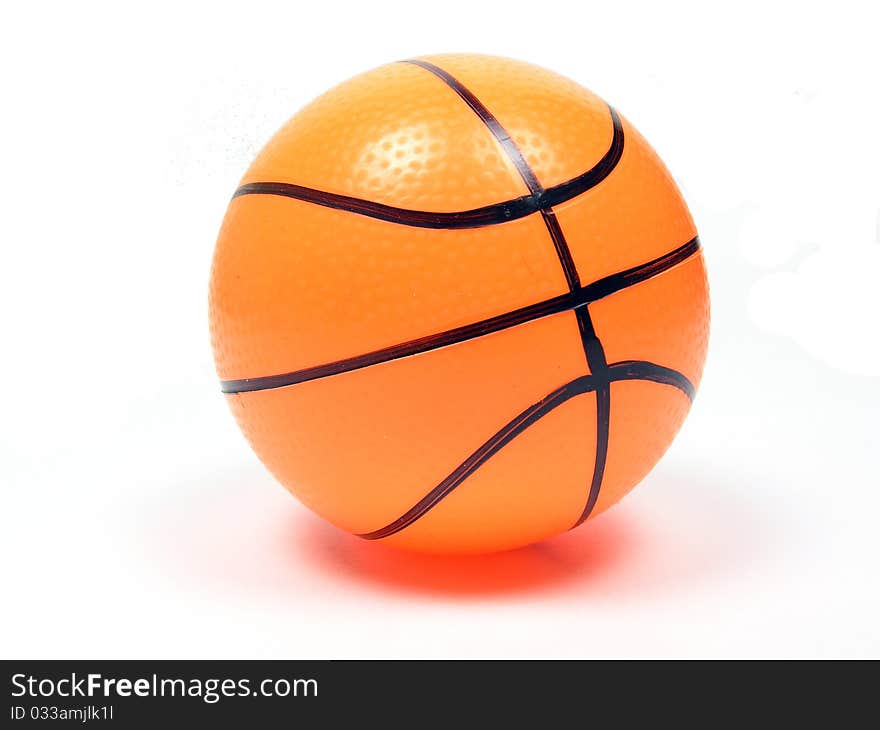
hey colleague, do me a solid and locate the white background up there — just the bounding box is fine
[2,1,878,658]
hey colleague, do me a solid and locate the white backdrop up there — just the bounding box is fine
[2,0,878,658]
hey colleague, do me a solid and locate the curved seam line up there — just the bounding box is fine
[231,108,623,230]
[399,58,617,529]
[403,58,547,196]
[357,362,693,540]
[219,237,699,394]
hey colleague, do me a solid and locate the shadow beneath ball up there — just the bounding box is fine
[294,510,634,599]
[290,461,775,601]
[142,462,774,603]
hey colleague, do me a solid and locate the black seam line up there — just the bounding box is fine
[538,167,610,527]
[540,208,581,293]
[404,58,546,196]
[531,186,608,515]
[402,59,610,300]
[576,384,610,526]
[405,60,607,358]
[219,237,700,394]
[357,361,694,541]
[574,359,698,525]
[606,360,696,400]
[231,108,623,230]
[402,58,618,529]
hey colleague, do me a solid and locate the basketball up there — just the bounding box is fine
[209,54,710,554]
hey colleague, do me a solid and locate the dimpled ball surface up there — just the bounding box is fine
[209,54,710,554]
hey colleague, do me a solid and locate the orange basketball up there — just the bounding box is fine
[209,54,710,554]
